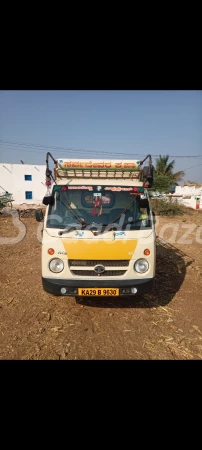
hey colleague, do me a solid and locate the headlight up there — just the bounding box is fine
[49,258,64,273]
[134,258,149,273]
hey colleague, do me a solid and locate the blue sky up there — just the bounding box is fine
[0,90,201,182]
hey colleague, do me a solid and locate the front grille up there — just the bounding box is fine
[69,260,129,267]
[71,270,126,277]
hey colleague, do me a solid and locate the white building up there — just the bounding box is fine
[172,185,202,209]
[0,163,46,206]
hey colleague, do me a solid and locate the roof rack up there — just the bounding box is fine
[55,159,141,179]
[45,153,153,186]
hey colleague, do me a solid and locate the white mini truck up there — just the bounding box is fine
[36,154,156,298]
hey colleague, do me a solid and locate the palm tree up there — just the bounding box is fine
[155,155,185,182]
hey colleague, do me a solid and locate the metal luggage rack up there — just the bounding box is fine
[45,152,153,185]
[55,168,141,179]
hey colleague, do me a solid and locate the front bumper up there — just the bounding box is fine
[42,277,154,296]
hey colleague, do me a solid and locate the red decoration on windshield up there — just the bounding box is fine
[91,196,102,216]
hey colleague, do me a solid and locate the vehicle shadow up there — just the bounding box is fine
[76,238,194,308]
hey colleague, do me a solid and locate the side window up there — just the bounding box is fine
[25,175,32,181]
[25,191,33,200]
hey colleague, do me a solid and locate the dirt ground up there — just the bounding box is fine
[0,208,202,360]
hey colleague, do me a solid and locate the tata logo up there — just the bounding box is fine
[94,265,105,274]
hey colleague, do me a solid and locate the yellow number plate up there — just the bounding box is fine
[78,288,119,296]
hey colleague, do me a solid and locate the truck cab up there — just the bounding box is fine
[36,156,156,298]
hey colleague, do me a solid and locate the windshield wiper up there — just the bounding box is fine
[110,199,135,225]
[100,199,135,232]
[58,225,84,236]
[100,219,145,233]
[58,197,87,227]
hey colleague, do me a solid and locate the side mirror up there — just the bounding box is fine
[139,198,149,209]
[35,209,44,222]
[152,211,156,224]
[142,165,154,188]
[42,195,54,206]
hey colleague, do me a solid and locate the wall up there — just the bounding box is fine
[171,185,202,209]
[0,163,46,205]
[175,185,202,196]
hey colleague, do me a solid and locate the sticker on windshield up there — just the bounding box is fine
[68,186,93,190]
[114,231,126,237]
[104,187,133,191]
[76,231,84,237]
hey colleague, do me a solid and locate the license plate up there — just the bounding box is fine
[78,288,119,296]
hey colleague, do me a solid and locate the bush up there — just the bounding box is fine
[151,199,186,216]
[151,175,173,192]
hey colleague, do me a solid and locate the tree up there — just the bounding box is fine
[150,155,185,193]
[155,154,185,182]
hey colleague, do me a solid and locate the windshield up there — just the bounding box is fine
[46,185,152,230]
